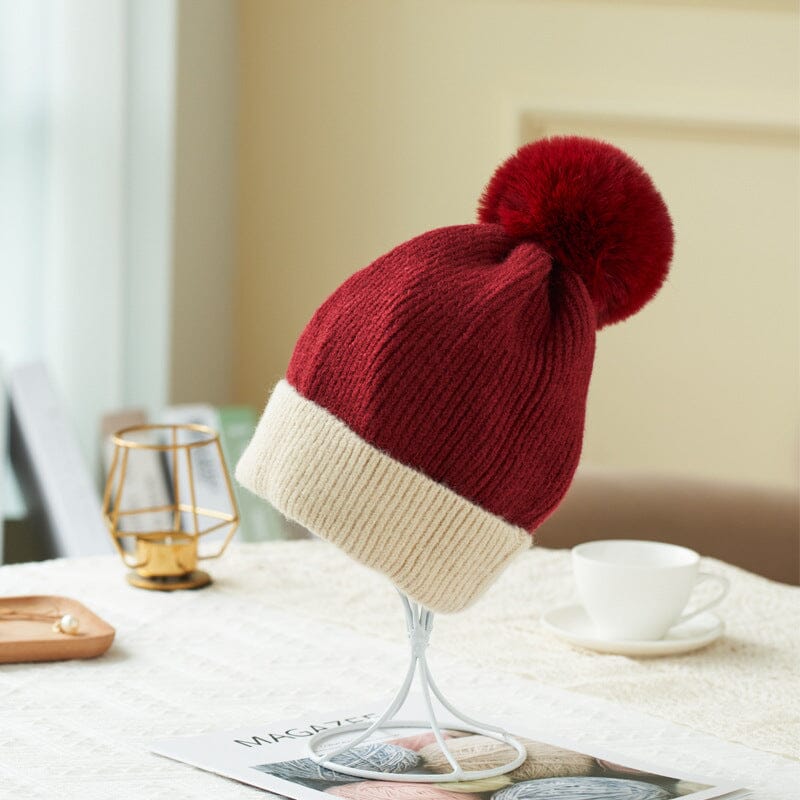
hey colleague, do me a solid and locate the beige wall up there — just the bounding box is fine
[170,0,237,406]
[235,0,798,490]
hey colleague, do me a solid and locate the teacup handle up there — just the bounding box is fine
[676,572,730,626]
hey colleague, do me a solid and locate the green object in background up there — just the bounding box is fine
[217,406,286,542]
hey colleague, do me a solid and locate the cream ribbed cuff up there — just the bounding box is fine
[235,380,530,613]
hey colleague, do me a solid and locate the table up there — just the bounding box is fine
[1,541,797,799]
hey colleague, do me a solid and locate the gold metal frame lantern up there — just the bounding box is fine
[102,423,239,590]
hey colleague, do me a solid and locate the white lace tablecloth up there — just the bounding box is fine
[0,541,797,799]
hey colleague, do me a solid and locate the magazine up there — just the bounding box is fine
[151,696,749,799]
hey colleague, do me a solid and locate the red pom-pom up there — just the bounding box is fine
[478,136,674,328]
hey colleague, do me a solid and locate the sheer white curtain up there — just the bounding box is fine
[0,0,177,491]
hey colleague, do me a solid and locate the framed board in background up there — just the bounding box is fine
[7,361,112,561]
[0,358,6,563]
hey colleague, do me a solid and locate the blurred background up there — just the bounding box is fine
[1,0,798,576]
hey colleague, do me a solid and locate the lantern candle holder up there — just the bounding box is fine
[102,423,239,590]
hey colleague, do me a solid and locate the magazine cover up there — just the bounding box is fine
[151,696,749,799]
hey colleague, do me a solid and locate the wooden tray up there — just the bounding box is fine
[0,595,115,664]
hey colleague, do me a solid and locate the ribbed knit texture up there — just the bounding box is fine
[236,381,529,613]
[287,223,597,532]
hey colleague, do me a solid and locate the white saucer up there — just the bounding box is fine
[541,604,724,657]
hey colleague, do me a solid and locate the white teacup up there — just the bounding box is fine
[572,540,729,641]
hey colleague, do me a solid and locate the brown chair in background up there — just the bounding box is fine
[534,468,800,585]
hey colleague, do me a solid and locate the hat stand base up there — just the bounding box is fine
[307,591,526,783]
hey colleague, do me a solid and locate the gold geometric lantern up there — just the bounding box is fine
[102,423,239,590]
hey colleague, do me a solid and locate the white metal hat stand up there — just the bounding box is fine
[307,590,526,783]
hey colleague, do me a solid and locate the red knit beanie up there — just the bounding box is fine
[236,136,673,613]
